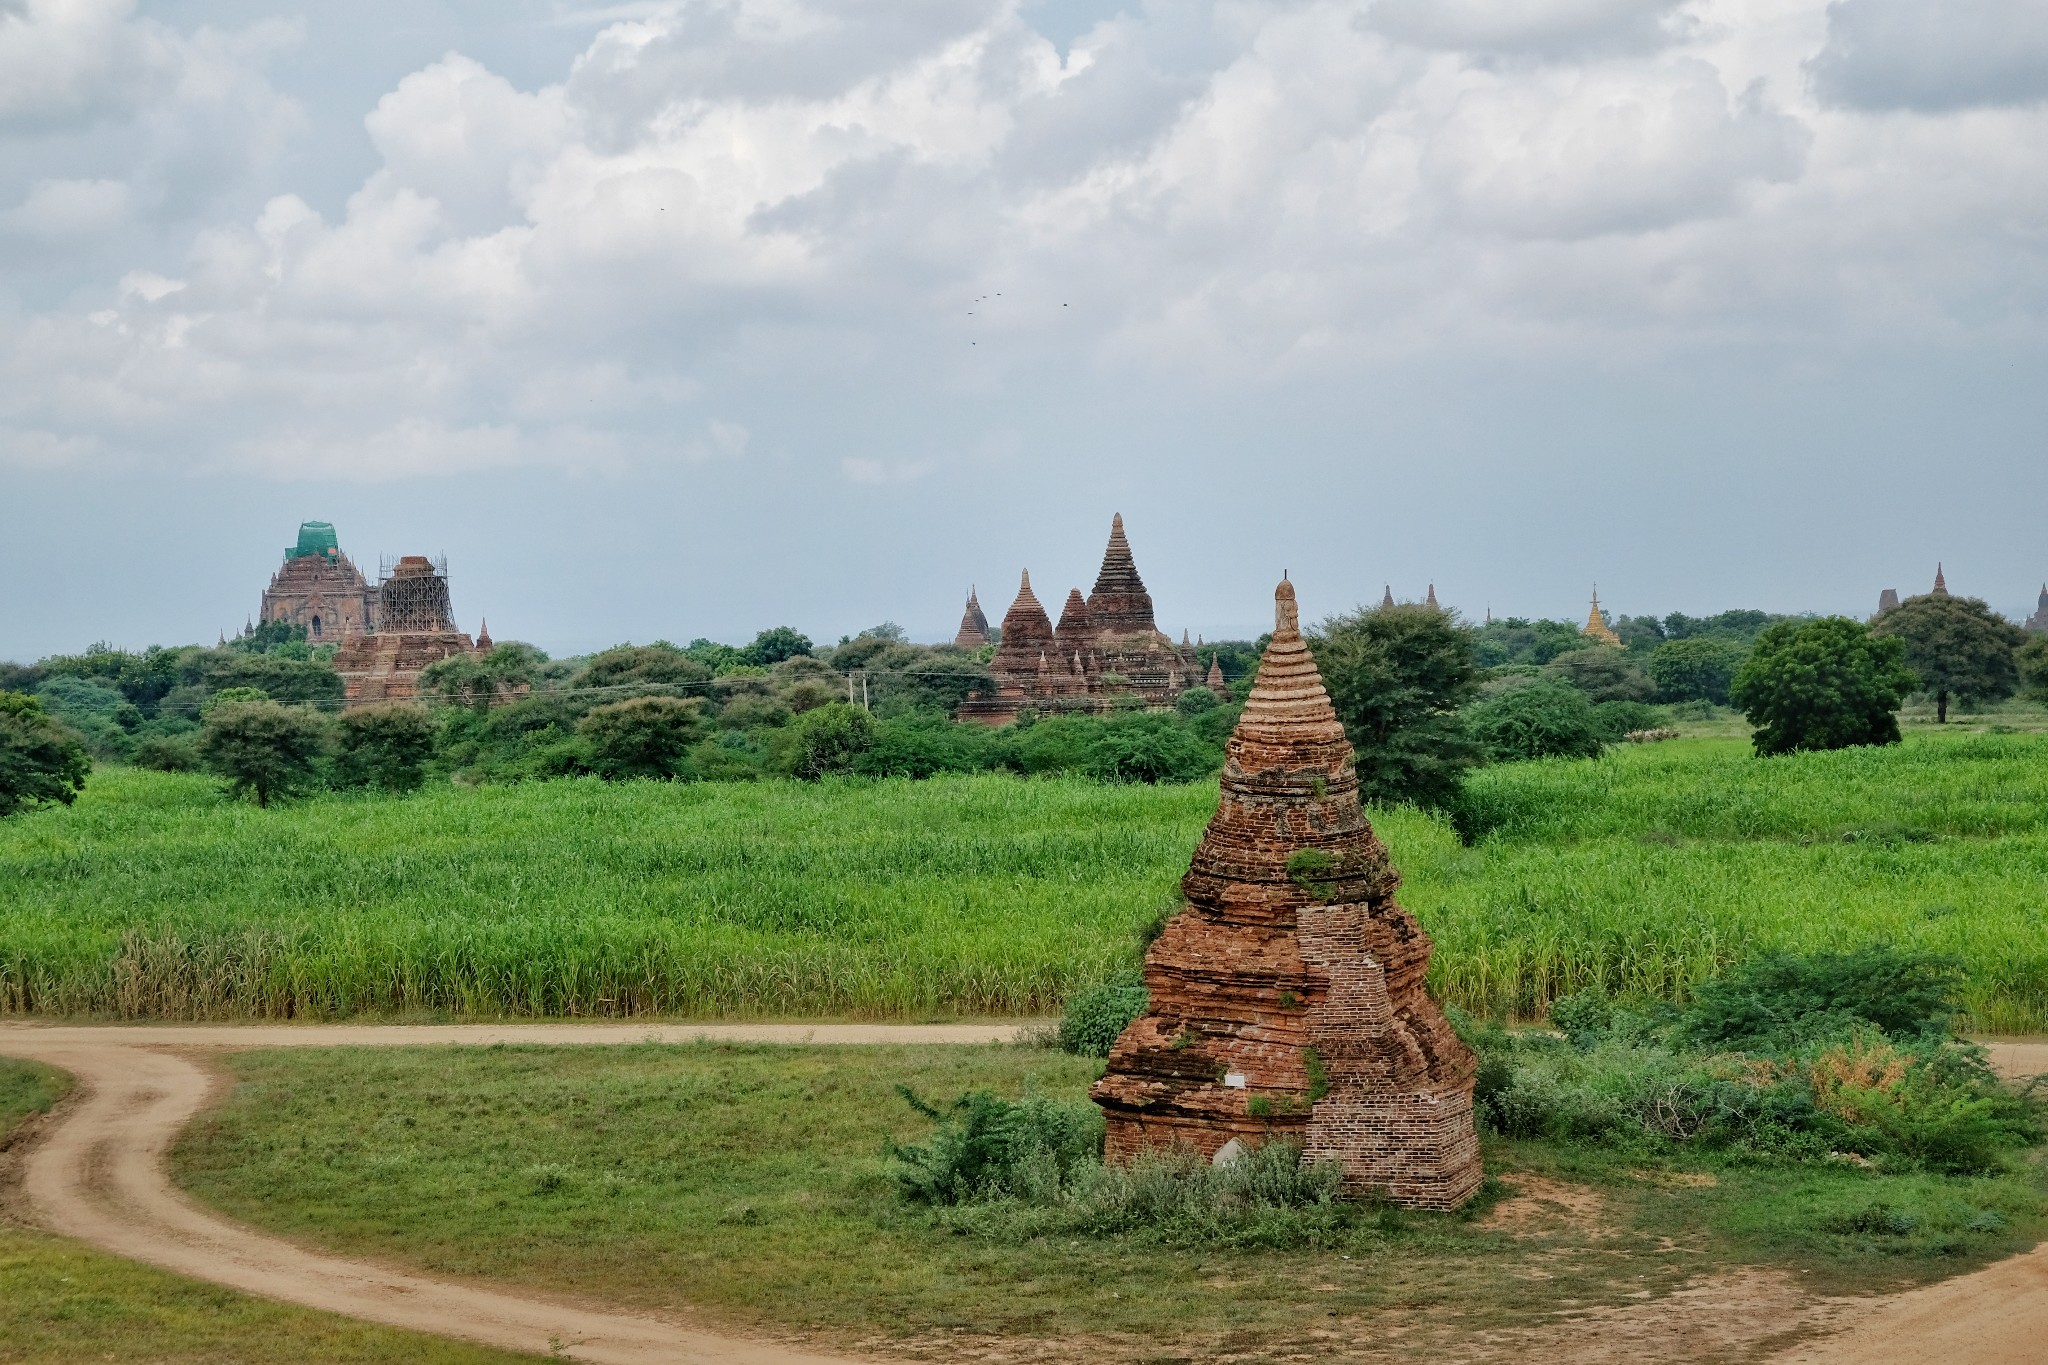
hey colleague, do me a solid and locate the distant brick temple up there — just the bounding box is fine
[2027,585,2048,633]
[1878,588,1900,615]
[1092,577,1483,1210]
[952,587,992,648]
[956,515,1212,723]
[259,522,377,643]
[332,555,479,706]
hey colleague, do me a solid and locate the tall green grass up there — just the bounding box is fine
[3,734,2046,1028]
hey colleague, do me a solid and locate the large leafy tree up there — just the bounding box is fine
[1461,681,1607,763]
[1308,603,1480,809]
[0,691,91,817]
[197,699,332,807]
[1731,617,1914,756]
[1871,593,2026,722]
[337,703,438,792]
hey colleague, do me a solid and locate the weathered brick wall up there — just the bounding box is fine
[1092,577,1482,1208]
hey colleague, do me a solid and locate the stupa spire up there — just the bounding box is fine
[953,585,992,648]
[1086,513,1158,635]
[1092,576,1483,1209]
[1381,584,1394,609]
[1932,563,1949,596]
[1582,586,1622,647]
[1425,583,1439,609]
[476,617,492,650]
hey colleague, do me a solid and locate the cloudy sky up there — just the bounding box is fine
[4,0,2045,658]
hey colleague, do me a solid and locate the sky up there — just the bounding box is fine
[3,0,2046,660]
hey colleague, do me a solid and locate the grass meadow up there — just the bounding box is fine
[3,731,2047,1028]
[169,1042,2048,1360]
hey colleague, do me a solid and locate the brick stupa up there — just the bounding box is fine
[1092,577,1483,1209]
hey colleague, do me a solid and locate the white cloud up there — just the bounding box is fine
[3,0,2047,483]
[3,178,131,239]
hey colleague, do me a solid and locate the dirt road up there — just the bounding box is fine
[1,1023,2043,1364]
[0,1022,1031,1364]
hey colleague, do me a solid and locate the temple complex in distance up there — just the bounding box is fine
[259,522,377,643]
[956,515,1215,723]
[331,555,480,706]
[1091,577,1483,1209]
[2026,586,2048,633]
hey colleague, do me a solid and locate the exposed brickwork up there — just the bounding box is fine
[332,555,476,707]
[1091,578,1483,1209]
[953,587,992,648]
[957,515,1201,723]
[2027,586,2048,633]
[258,527,376,644]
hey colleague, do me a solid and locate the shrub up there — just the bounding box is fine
[578,696,704,780]
[786,702,879,779]
[133,734,202,772]
[1058,984,1148,1056]
[1176,687,1220,716]
[197,699,332,807]
[1677,944,1964,1051]
[1461,682,1607,763]
[1088,712,1219,783]
[337,703,437,792]
[0,692,91,817]
[889,1088,1104,1204]
[1592,699,1661,741]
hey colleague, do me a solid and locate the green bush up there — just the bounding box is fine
[1677,944,1964,1051]
[1058,983,1148,1056]
[1733,617,1914,756]
[786,703,878,779]
[197,699,331,808]
[579,695,704,780]
[889,1087,1104,1204]
[1461,681,1607,763]
[1593,699,1661,741]
[133,734,203,773]
[0,692,91,817]
[337,703,437,792]
[1175,687,1220,716]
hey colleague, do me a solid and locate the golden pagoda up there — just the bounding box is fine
[1582,587,1622,647]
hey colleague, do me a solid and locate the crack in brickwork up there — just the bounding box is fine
[1091,577,1483,1209]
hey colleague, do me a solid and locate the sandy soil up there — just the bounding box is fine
[1,1023,2043,1364]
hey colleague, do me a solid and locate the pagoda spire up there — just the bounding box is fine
[1086,513,1158,635]
[1932,563,1949,596]
[476,617,493,650]
[1381,585,1394,609]
[1582,587,1622,647]
[1425,583,1439,610]
[953,585,992,648]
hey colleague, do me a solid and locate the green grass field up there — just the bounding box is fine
[0,1056,539,1365]
[4,731,2047,1028]
[168,1043,2047,1360]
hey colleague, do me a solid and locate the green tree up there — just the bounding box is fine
[743,627,813,666]
[1731,617,1914,756]
[2018,634,2048,705]
[198,651,345,707]
[1871,593,2026,722]
[197,699,332,807]
[786,702,878,778]
[1471,617,1584,667]
[1309,603,1481,809]
[421,642,548,713]
[1461,682,1608,763]
[578,695,704,780]
[1647,637,1748,704]
[0,692,91,817]
[337,703,438,791]
[571,643,710,692]
[1543,647,1657,703]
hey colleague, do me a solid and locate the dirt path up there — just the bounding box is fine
[0,1022,1030,1364]
[0,1023,2042,1364]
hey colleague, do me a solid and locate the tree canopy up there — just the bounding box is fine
[1731,617,1914,756]
[0,691,91,817]
[197,699,332,806]
[1309,603,1480,809]
[1871,593,2026,722]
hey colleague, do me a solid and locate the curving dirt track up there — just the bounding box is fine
[0,1024,2043,1365]
[0,1022,1027,1364]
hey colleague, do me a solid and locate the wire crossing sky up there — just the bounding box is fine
[3,0,2046,658]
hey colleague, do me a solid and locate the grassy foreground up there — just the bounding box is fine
[4,733,2048,1026]
[0,1057,538,1365]
[171,1043,2047,1360]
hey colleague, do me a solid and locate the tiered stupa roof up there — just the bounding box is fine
[2027,585,2048,633]
[1581,588,1622,647]
[1092,578,1483,1209]
[1086,513,1160,637]
[953,587,992,648]
[1932,563,1949,597]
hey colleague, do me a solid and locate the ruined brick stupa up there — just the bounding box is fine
[1091,577,1483,1209]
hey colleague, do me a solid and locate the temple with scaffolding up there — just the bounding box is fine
[331,554,481,705]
